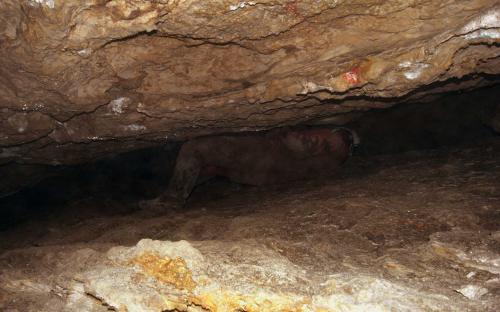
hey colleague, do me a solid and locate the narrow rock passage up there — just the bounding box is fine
[1,139,499,311]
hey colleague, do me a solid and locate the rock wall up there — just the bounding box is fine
[1,0,499,165]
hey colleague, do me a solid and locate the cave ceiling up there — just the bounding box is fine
[0,0,499,165]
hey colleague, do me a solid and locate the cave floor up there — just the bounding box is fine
[1,140,500,311]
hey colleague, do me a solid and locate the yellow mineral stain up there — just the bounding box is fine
[188,292,311,312]
[131,252,196,291]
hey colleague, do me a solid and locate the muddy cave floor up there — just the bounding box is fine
[1,139,500,311]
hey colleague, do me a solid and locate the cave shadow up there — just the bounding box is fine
[0,83,499,231]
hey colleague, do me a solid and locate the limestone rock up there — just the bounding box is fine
[79,239,459,311]
[0,0,499,166]
[2,142,500,311]
[431,230,500,275]
[456,285,489,300]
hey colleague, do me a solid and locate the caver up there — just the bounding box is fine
[149,127,359,209]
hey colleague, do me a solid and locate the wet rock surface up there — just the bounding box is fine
[1,139,499,311]
[1,0,499,165]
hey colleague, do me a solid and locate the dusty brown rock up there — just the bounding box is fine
[431,230,500,275]
[78,239,457,312]
[0,0,499,165]
[1,139,500,311]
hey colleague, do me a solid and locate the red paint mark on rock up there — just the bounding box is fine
[342,67,362,85]
[284,1,301,17]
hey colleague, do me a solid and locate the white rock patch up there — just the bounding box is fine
[456,285,489,300]
[399,62,430,80]
[77,48,92,57]
[466,271,477,279]
[108,97,131,115]
[29,0,55,9]
[462,8,500,39]
[463,9,500,32]
[464,29,500,40]
[229,1,256,11]
[124,124,146,132]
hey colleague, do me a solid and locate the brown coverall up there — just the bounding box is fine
[163,128,357,202]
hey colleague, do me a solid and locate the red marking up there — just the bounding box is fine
[342,66,362,85]
[284,2,301,16]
